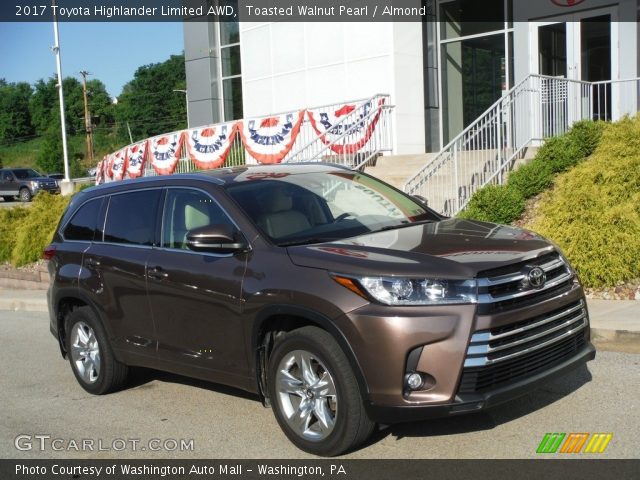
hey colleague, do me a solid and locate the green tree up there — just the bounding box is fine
[28,76,88,136]
[29,78,58,135]
[114,54,186,142]
[86,79,115,127]
[0,81,34,143]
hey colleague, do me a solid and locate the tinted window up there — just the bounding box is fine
[13,169,42,179]
[104,190,161,246]
[64,198,103,241]
[162,189,234,250]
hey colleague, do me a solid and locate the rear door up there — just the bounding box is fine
[82,188,162,363]
[145,187,249,383]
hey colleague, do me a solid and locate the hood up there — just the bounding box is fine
[287,218,556,278]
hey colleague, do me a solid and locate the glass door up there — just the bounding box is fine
[531,8,615,131]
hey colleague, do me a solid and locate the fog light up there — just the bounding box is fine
[406,373,423,390]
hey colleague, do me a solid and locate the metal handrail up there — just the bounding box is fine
[404,75,640,216]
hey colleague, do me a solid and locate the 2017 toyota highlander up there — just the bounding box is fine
[46,164,595,456]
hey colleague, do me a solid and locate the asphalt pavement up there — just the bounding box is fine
[1,308,639,459]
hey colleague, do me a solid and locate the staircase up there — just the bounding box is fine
[364,153,437,189]
[403,74,640,217]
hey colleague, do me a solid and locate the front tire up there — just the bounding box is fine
[19,187,31,202]
[65,306,128,395]
[267,326,374,456]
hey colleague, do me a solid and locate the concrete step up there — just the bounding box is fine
[365,153,437,189]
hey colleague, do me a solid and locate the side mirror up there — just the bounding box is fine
[186,224,248,254]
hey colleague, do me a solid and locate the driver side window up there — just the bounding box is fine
[162,189,234,250]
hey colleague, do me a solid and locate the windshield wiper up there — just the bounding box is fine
[369,219,436,234]
[278,237,340,247]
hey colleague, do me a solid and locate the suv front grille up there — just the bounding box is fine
[459,330,586,394]
[459,299,588,393]
[476,252,574,314]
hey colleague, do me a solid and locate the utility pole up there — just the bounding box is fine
[79,70,94,162]
[51,0,71,190]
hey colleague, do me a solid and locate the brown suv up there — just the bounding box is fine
[46,164,595,456]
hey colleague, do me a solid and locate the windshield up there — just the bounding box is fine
[13,169,42,180]
[225,170,439,246]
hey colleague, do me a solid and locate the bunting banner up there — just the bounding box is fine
[238,111,304,164]
[149,132,184,175]
[127,140,148,179]
[95,158,105,185]
[307,98,385,154]
[104,153,115,180]
[110,147,128,181]
[186,123,237,170]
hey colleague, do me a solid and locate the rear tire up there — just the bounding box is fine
[267,326,375,456]
[65,306,128,395]
[19,187,31,202]
[2,196,13,202]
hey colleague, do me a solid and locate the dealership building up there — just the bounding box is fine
[183,0,639,155]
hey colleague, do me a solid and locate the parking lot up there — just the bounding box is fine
[1,310,638,459]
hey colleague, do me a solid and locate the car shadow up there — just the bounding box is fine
[364,364,593,445]
[125,367,261,402]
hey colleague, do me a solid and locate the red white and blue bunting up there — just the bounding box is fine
[185,124,237,170]
[238,111,304,164]
[149,132,184,175]
[95,158,106,185]
[307,98,385,154]
[109,148,128,181]
[126,140,148,179]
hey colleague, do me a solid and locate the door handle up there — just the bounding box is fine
[147,266,168,280]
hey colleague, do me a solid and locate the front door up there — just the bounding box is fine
[146,187,249,385]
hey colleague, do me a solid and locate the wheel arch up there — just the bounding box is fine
[53,290,114,360]
[251,305,370,407]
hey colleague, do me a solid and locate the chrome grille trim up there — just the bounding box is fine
[476,257,566,288]
[470,300,585,343]
[464,302,588,367]
[477,270,573,304]
[475,253,573,305]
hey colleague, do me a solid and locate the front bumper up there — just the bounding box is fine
[365,342,595,424]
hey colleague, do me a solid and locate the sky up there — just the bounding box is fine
[0,22,184,97]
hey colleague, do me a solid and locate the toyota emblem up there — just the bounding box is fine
[551,0,586,7]
[528,267,547,289]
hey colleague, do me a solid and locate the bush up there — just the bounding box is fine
[0,206,30,262]
[461,120,605,223]
[10,193,70,267]
[458,184,525,224]
[566,119,606,158]
[530,115,640,287]
[507,159,555,199]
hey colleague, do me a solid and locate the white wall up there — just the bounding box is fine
[239,22,426,155]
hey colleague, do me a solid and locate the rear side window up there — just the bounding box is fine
[104,190,161,246]
[63,198,103,241]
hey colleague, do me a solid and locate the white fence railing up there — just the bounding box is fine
[404,75,640,216]
[99,94,393,182]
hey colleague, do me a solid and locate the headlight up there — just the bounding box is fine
[332,274,477,305]
[30,181,39,189]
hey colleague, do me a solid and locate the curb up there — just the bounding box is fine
[591,327,640,354]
